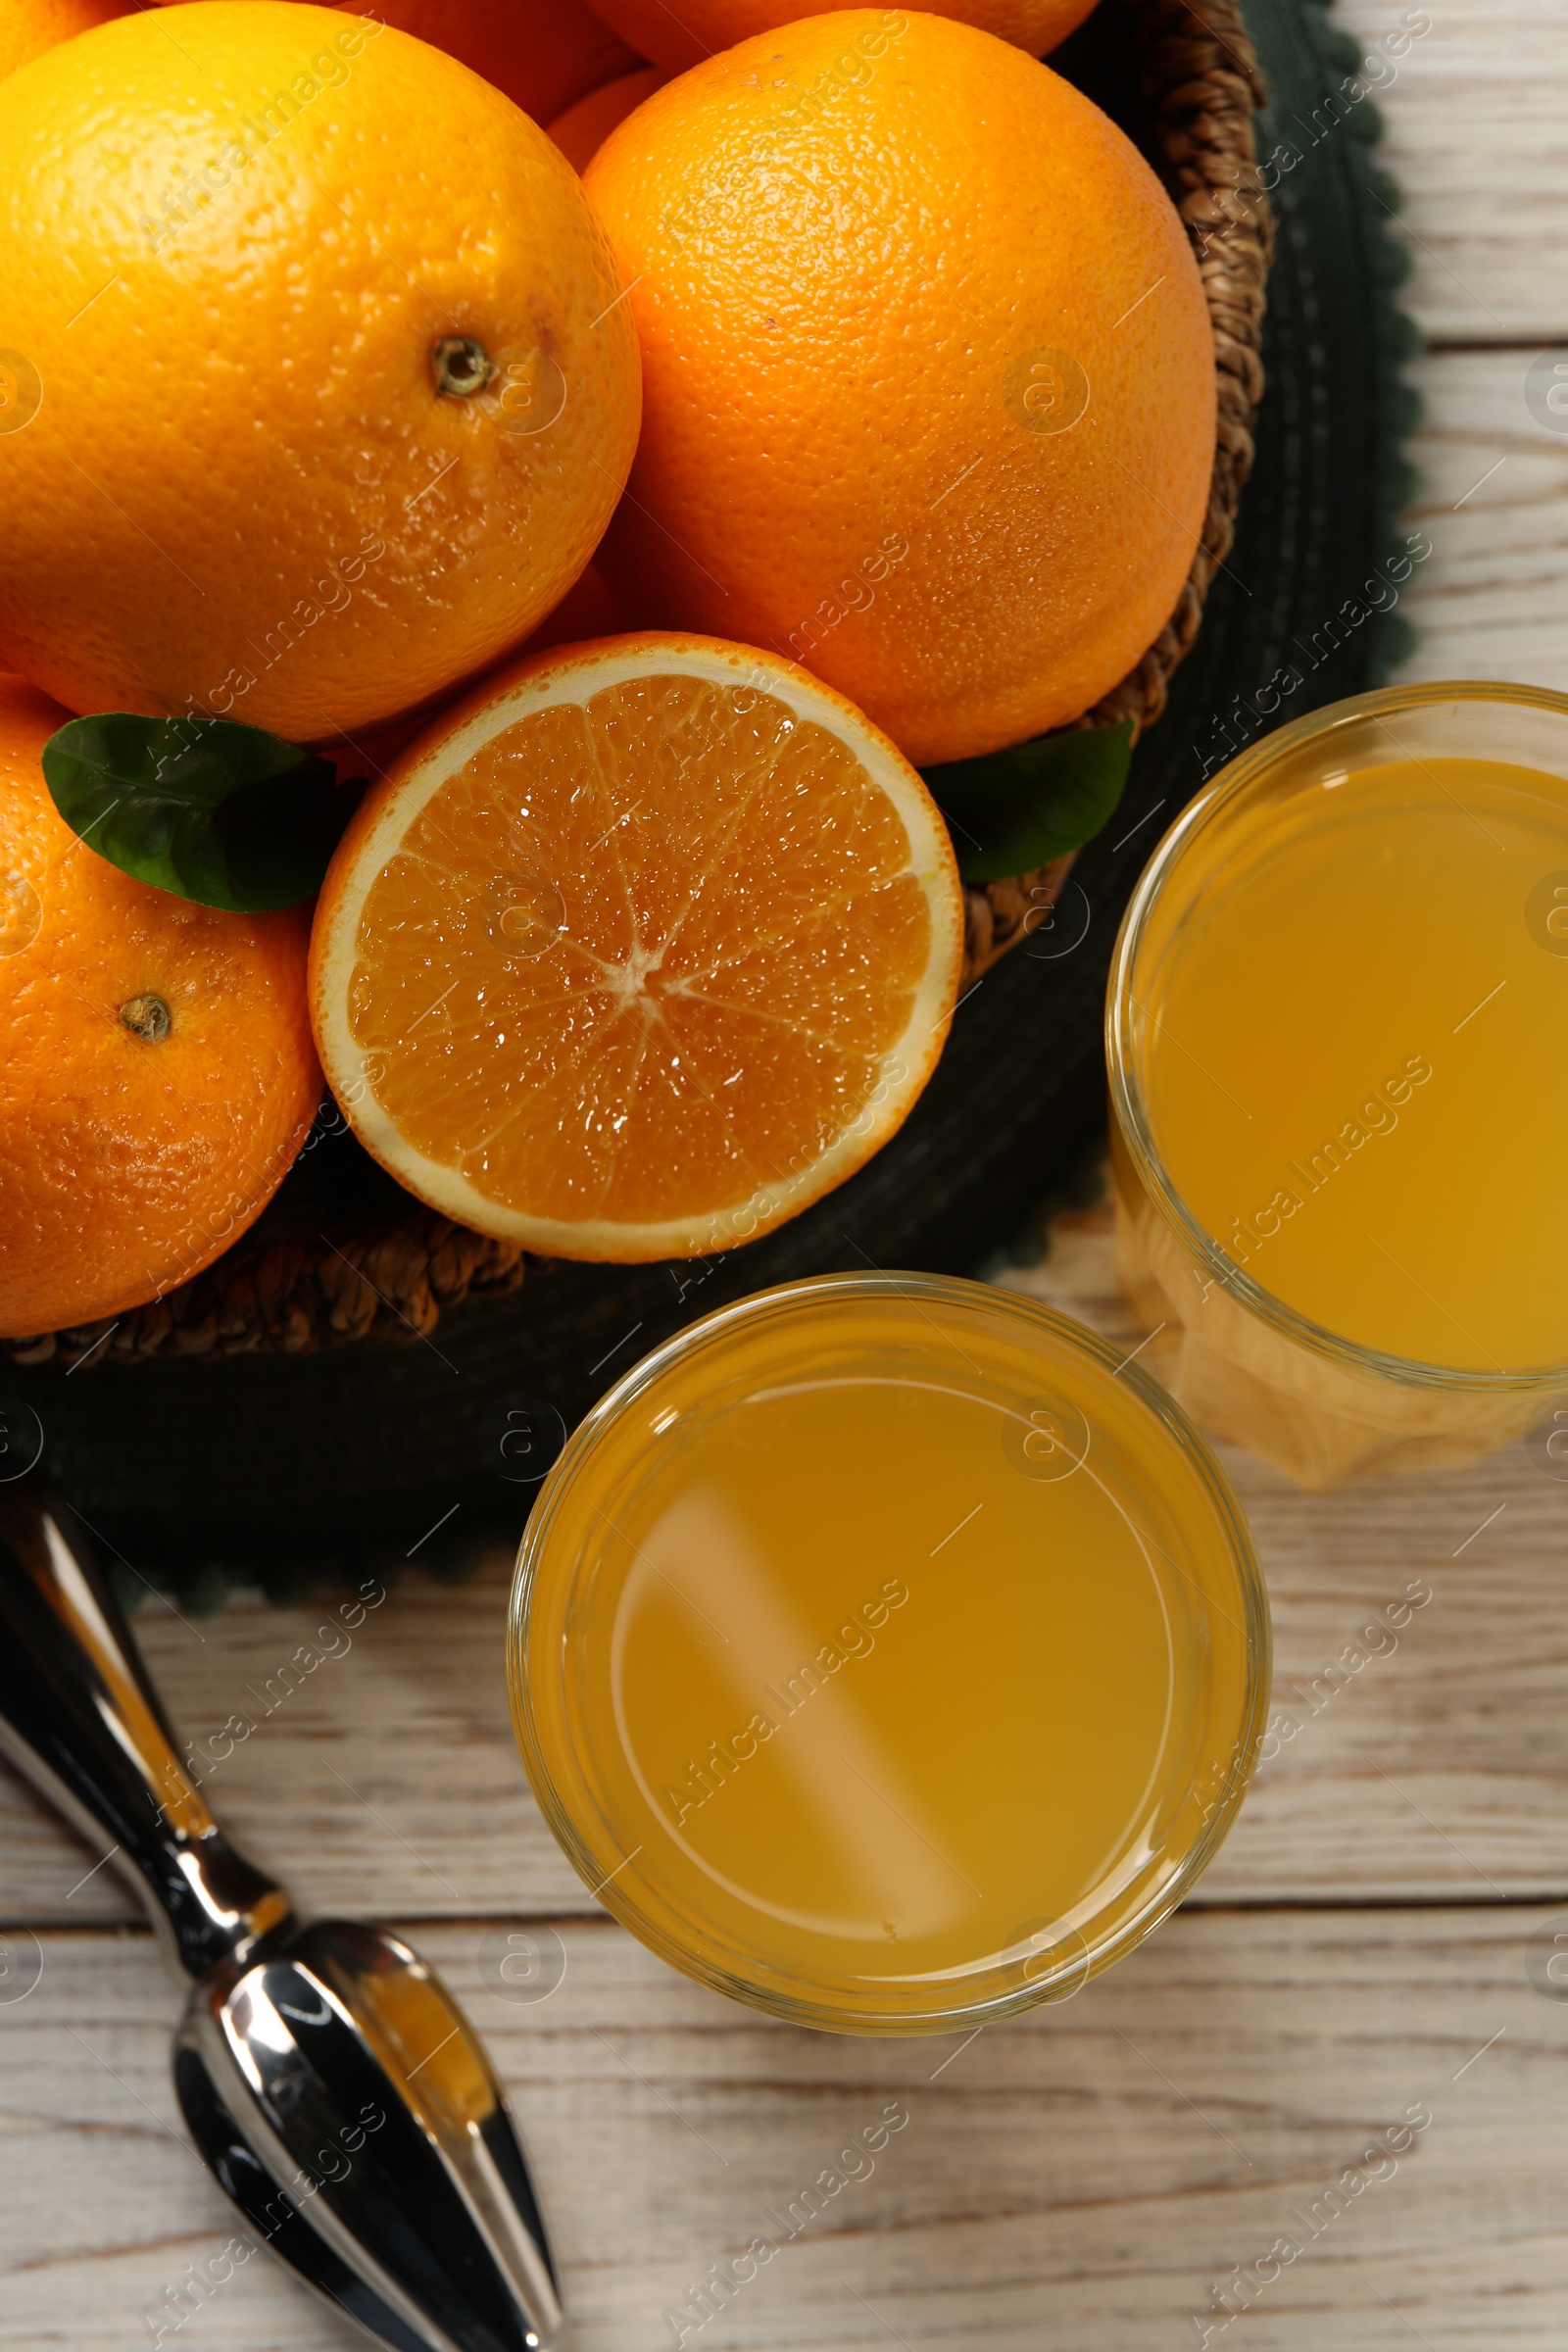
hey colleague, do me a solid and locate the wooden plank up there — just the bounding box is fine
[1390,347,1568,692]
[1328,0,1568,344]
[3,1168,1563,1923]
[4,1905,1566,2348]
[0,1549,592,1929]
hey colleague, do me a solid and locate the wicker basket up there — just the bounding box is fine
[11,0,1271,1373]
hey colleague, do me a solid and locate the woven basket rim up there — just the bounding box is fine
[11,0,1271,1373]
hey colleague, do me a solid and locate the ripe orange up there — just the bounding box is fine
[0,3,641,744]
[352,0,643,122]
[581,0,1097,74]
[310,635,963,1261]
[547,65,667,173]
[0,0,128,79]
[586,10,1214,765]
[148,0,645,128]
[520,562,634,651]
[0,676,321,1339]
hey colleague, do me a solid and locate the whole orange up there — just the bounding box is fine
[586,9,1215,765]
[145,0,645,127]
[0,676,321,1339]
[547,65,667,173]
[582,0,1096,74]
[0,3,641,743]
[0,0,129,80]
[351,0,642,121]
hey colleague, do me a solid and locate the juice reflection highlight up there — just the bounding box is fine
[512,1280,1264,2033]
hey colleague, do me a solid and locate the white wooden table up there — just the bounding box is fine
[5,6,1567,2343]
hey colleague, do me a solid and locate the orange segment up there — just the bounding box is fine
[309,636,963,1260]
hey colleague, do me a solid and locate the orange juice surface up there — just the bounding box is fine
[1141,758,1568,1370]
[512,1279,1262,2032]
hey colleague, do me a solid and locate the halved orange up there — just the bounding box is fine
[309,635,964,1261]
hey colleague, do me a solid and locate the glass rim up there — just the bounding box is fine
[508,1269,1271,2036]
[1106,678,1568,1396]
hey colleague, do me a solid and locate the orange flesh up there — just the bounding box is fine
[346,677,935,1226]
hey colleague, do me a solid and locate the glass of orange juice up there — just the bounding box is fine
[510,1273,1267,2035]
[1107,680,1568,1489]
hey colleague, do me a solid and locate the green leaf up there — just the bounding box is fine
[924,721,1134,885]
[41,713,358,911]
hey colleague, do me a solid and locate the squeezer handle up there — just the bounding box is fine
[0,1479,291,1978]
